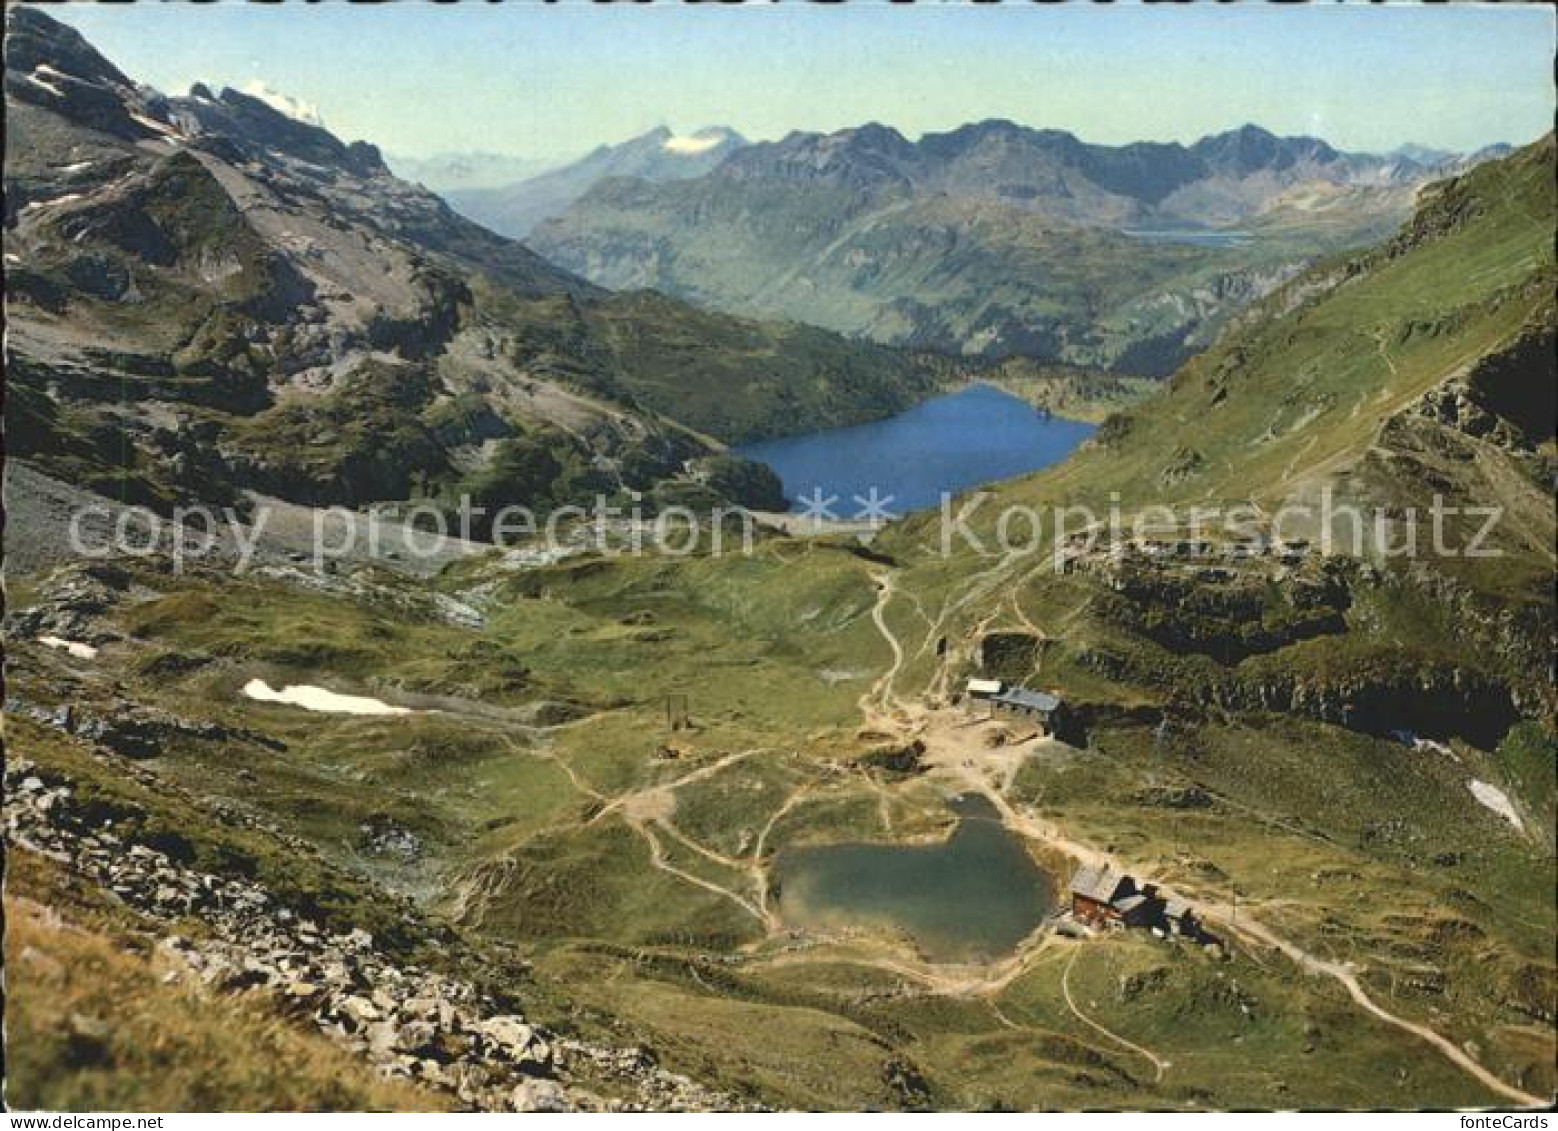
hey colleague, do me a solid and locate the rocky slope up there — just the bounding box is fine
[528,120,1499,371]
[5,747,753,1112]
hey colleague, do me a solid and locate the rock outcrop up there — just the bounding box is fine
[4,757,755,1112]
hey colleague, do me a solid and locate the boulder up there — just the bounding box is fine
[476,1015,550,1067]
[509,1078,570,1113]
[336,994,382,1030]
[391,1019,439,1056]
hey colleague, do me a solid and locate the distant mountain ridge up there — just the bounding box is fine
[694,119,1482,226]
[447,125,746,237]
[523,118,1512,370]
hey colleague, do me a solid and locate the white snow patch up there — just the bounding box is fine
[56,160,96,174]
[1468,780,1523,831]
[25,70,66,98]
[240,80,323,127]
[37,636,99,660]
[242,678,413,716]
[129,111,179,138]
[663,134,723,156]
[20,192,85,216]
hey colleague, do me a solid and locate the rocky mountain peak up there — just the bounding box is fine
[723,121,920,190]
[661,125,745,156]
[6,4,133,91]
[838,121,912,149]
[4,4,169,140]
[919,119,1069,162]
[167,84,386,178]
[1191,123,1341,175]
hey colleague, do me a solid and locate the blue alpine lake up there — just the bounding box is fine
[773,794,1054,962]
[734,383,1095,515]
[1122,228,1253,248]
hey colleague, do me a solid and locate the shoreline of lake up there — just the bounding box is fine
[735,383,1095,516]
[772,794,1057,964]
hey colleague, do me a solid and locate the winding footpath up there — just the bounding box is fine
[1062,948,1170,1083]
[1223,915,1545,1107]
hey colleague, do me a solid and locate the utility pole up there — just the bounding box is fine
[665,693,689,731]
[1154,717,1181,856]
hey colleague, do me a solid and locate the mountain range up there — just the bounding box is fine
[523,120,1508,372]
[447,125,747,239]
[4,7,953,519]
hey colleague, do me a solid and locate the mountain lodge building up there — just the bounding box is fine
[1067,865,1202,936]
[965,678,1064,730]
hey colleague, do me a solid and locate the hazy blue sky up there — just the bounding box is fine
[51,1,1555,160]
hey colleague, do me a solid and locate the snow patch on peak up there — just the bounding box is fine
[26,66,67,98]
[663,132,726,156]
[240,80,323,127]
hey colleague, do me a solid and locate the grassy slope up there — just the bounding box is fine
[10,510,1551,1108]
[475,283,964,446]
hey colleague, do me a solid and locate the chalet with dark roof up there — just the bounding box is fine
[964,678,1070,735]
[1067,866,1201,935]
[1068,865,1136,927]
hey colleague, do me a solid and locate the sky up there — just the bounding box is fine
[49,1,1556,161]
